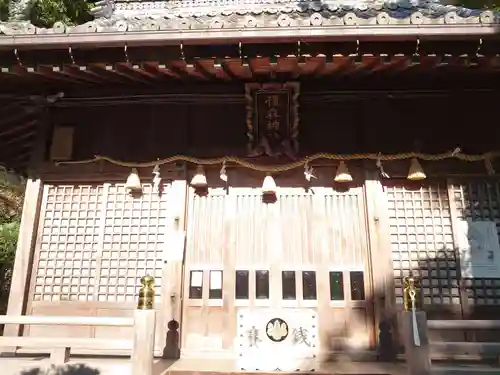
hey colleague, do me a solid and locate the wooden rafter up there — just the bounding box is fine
[36,65,92,86]
[222,59,252,80]
[61,65,105,84]
[0,52,499,91]
[0,120,37,139]
[115,62,158,84]
[142,61,182,80]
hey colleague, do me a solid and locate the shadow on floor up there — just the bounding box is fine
[19,364,100,375]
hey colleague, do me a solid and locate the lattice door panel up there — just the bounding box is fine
[33,185,103,302]
[100,183,166,303]
[384,181,461,313]
[449,180,500,309]
[32,183,168,305]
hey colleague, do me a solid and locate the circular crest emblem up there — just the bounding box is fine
[266,317,289,342]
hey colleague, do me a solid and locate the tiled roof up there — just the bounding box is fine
[0,0,497,35]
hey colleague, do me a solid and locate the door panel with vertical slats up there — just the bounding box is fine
[182,182,374,360]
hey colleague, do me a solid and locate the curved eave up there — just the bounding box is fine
[0,24,499,48]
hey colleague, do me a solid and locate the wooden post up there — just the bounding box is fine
[50,347,70,364]
[3,178,43,339]
[401,311,431,375]
[3,109,49,345]
[132,309,156,375]
[162,178,187,359]
[364,169,396,359]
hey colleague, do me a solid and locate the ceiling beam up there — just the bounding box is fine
[87,63,133,84]
[142,61,182,80]
[36,65,93,85]
[0,120,37,138]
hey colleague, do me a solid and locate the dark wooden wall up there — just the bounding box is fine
[47,86,500,164]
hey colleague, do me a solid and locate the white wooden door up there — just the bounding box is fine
[181,183,374,362]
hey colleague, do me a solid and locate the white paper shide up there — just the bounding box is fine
[457,219,500,279]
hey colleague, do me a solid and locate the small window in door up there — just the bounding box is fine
[350,271,365,301]
[235,270,249,299]
[189,270,203,299]
[256,270,269,299]
[209,270,223,299]
[302,271,317,300]
[329,271,344,301]
[282,271,296,300]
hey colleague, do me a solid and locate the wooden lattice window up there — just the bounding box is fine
[385,182,460,306]
[450,180,500,306]
[33,183,167,303]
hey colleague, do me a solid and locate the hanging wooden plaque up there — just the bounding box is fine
[244,82,300,158]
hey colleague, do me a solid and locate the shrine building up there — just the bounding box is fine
[1,0,500,368]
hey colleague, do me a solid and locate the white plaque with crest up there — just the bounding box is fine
[236,308,318,371]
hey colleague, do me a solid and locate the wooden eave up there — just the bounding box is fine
[0,24,499,48]
[0,41,500,92]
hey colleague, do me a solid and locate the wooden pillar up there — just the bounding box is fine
[132,309,156,375]
[364,169,396,358]
[3,178,43,337]
[162,178,187,359]
[401,311,431,375]
[4,108,49,340]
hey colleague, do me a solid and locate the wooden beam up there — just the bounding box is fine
[276,56,300,78]
[412,55,441,73]
[142,61,181,80]
[249,57,274,77]
[66,64,118,83]
[475,55,500,71]
[2,129,36,147]
[339,55,382,77]
[315,55,353,77]
[196,59,232,81]
[0,119,37,138]
[36,65,92,85]
[296,56,323,76]
[115,62,158,84]
[87,63,132,84]
[0,66,29,80]
[6,65,30,78]
[221,58,252,80]
[0,315,134,326]
[61,65,105,84]
[193,59,218,80]
[169,60,208,81]
[369,54,409,75]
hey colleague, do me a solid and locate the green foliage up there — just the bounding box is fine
[0,221,19,266]
[0,170,23,327]
[28,0,93,28]
[0,0,8,21]
[0,0,93,27]
[0,171,24,224]
[458,0,500,10]
[0,221,19,317]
